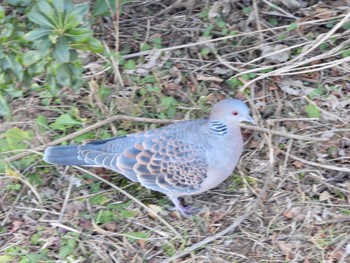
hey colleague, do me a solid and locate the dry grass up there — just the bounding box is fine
[1,0,350,262]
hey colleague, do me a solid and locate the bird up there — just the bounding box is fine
[43,98,255,216]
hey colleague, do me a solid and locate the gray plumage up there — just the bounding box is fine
[44,98,255,216]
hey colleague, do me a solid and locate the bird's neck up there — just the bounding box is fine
[208,120,241,136]
[209,120,229,136]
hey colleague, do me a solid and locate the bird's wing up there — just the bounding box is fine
[77,132,208,194]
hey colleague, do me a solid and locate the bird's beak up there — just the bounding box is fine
[244,115,256,125]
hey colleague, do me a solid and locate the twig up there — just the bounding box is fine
[58,174,74,222]
[238,12,350,91]
[239,124,328,142]
[279,150,350,173]
[113,0,124,88]
[122,16,346,59]
[74,166,183,240]
[1,187,25,226]
[261,0,298,19]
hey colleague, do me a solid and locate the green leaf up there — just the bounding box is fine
[25,28,51,41]
[27,8,55,28]
[38,1,59,28]
[49,113,82,131]
[53,0,64,13]
[120,210,137,218]
[66,28,93,42]
[341,21,350,30]
[86,37,103,53]
[64,4,89,30]
[243,6,252,14]
[90,194,110,205]
[95,210,115,224]
[0,23,14,41]
[342,50,350,58]
[45,75,59,96]
[161,96,177,109]
[59,245,73,259]
[36,114,48,133]
[123,59,136,70]
[305,103,320,118]
[53,37,70,63]
[4,128,32,150]
[56,64,71,87]
[287,22,298,31]
[0,255,14,263]
[140,43,152,52]
[0,6,5,20]
[7,0,31,6]
[0,93,11,116]
[92,0,116,16]
[23,51,42,66]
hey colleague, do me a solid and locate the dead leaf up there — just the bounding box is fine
[327,247,346,262]
[283,210,295,219]
[313,7,333,19]
[169,66,182,84]
[12,220,23,231]
[208,1,222,22]
[276,241,294,259]
[292,161,304,169]
[196,75,223,82]
[319,191,331,201]
[212,211,226,222]
[147,204,163,216]
[137,239,146,249]
[261,44,291,63]
[281,0,301,9]
[207,225,216,233]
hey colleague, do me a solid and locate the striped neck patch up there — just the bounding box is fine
[209,120,228,136]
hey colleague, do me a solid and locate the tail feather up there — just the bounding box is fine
[43,138,117,166]
[43,145,88,166]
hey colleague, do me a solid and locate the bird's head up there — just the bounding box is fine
[209,98,255,125]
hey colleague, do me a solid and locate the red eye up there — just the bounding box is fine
[232,111,238,116]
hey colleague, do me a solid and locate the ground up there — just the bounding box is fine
[1,0,350,262]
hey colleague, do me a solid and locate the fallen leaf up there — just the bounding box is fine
[283,210,295,219]
[276,241,294,259]
[261,44,291,63]
[292,161,304,169]
[319,191,331,201]
[196,75,223,82]
[147,204,163,216]
[137,239,146,249]
[281,0,301,9]
[327,247,346,262]
[12,220,23,231]
[312,7,333,19]
[208,1,222,22]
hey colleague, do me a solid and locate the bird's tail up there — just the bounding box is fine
[43,145,88,166]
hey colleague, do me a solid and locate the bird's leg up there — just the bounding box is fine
[167,195,199,217]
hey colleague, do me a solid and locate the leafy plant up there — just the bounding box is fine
[0,0,104,117]
[0,4,27,116]
[25,0,103,94]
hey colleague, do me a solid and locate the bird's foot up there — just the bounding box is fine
[168,196,202,217]
[179,205,202,217]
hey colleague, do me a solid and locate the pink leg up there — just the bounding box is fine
[168,195,200,217]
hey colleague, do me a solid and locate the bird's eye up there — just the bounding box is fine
[232,111,238,116]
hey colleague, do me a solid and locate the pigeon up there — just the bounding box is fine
[43,98,255,216]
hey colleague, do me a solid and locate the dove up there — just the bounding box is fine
[43,98,255,216]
